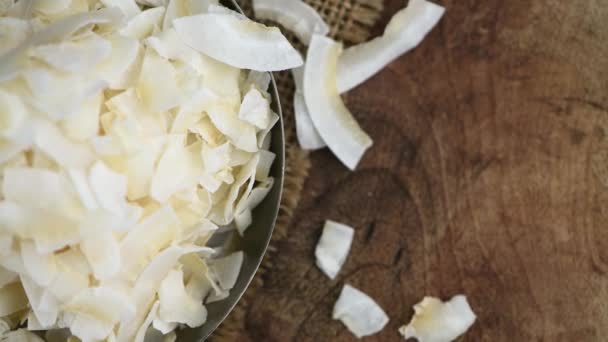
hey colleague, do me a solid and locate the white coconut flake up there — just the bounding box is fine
[145,27,204,73]
[336,0,445,93]
[399,295,476,342]
[206,101,258,153]
[333,284,389,338]
[315,220,354,279]
[150,137,203,202]
[60,91,103,142]
[252,0,329,45]
[100,0,141,19]
[34,120,95,169]
[120,6,166,40]
[209,251,244,291]
[304,35,373,169]
[137,49,181,112]
[29,33,112,73]
[291,65,325,150]
[234,208,252,236]
[157,268,207,327]
[96,34,142,89]
[173,11,303,71]
[0,89,28,142]
[64,286,136,341]
[20,241,58,287]
[238,87,272,130]
[80,229,121,280]
[32,0,71,16]
[89,160,141,222]
[293,91,325,150]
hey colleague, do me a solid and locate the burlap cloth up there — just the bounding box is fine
[210,0,384,339]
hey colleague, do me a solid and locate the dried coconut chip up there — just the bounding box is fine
[304,35,373,170]
[209,251,244,291]
[292,85,325,150]
[315,220,354,279]
[399,295,476,342]
[333,284,389,338]
[238,87,272,130]
[252,0,329,45]
[100,0,141,19]
[336,0,445,93]
[173,9,303,71]
[157,268,207,327]
[120,6,166,40]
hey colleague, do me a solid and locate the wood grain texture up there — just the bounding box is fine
[238,0,608,341]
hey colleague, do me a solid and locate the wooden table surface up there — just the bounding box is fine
[240,0,608,340]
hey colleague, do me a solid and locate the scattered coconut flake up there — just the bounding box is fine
[336,0,445,93]
[304,35,373,169]
[333,284,389,338]
[173,10,303,71]
[315,220,354,279]
[252,0,329,45]
[399,295,476,342]
[293,91,325,150]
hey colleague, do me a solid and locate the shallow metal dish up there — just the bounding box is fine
[176,1,285,340]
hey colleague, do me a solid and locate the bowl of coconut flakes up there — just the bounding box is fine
[0,0,295,340]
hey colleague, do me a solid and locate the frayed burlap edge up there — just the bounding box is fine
[210,0,384,340]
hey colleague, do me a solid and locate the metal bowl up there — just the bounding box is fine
[177,1,285,340]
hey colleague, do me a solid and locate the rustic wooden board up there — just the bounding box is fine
[238,0,608,340]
